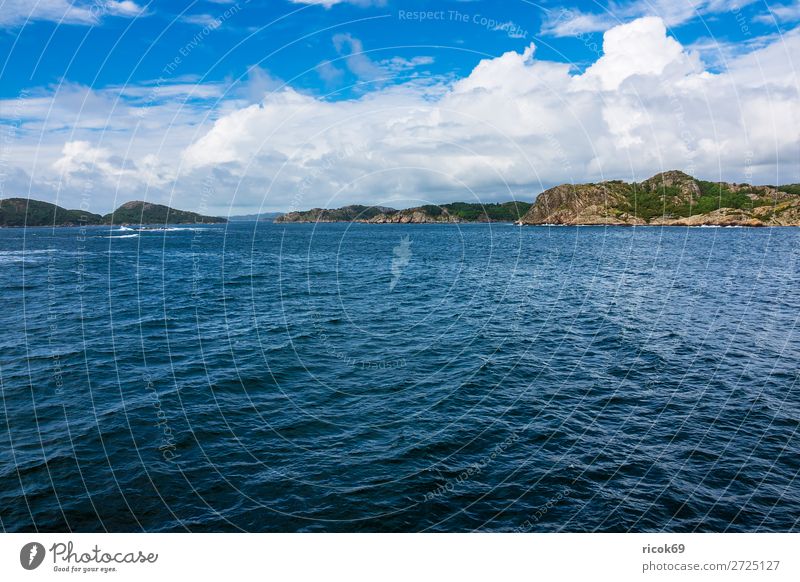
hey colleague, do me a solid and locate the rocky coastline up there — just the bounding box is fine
[275,171,800,227]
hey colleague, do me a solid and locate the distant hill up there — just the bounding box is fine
[0,198,226,227]
[275,201,531,224]
[520,171,800,226]
[0,198,102,227]
[104,201,226,225]
[227,212,283,222]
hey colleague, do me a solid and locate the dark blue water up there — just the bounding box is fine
[1,222,798,532]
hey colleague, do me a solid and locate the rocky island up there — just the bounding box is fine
[275,201,532,224]
[0,199,227,227]
[519,171,800,227]
[275,171,800,227]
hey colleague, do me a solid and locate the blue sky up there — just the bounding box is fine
[1,0,799,213]
[1,0,790,97]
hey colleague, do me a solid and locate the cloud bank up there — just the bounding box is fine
[2,16,799,214]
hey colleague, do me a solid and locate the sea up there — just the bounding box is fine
[1,222,798,532]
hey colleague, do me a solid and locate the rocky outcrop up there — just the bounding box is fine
[518,181,643,225]
[639,170,702,201]
[275,205,394,223]
[368,209,462,223]
[649,209,765,227]
[751,198,800,225]
[276,201,531,224]
[520,171,800,227]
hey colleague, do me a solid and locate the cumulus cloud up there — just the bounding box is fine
[2,17,799,214]
[178,17,799,212]
[53,140,172,187]
[0,80,224,210]
[105,1,144,17]
[575,17,697,91]
[235,66,285,104]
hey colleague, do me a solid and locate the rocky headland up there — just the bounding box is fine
[518,171,800,227]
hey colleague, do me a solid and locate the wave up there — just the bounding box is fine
[140,227,209,232]
[0,249,57,264]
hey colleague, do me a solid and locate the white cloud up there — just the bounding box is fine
[687,33,782,70]
[54,141,132,181]
[316,60,346,87]
[379,56,435,74]
[575,17,698,90]
[540,9,615,37]
[0,0,146,27]
[317,34,433,87]
[105,0,143,17]
[235,66,285,103]
[333,33,385,80]
[541,0,759,37]
[492,21,529,39]
[180,17,800,211]
[289,0,386,7]
[754,2,800,25]
[0,0,96,26]
[51,140,171,196]
[182,14,224,29]
[0,79,224,210]
[289,0,341,6]
[2,17,799,215]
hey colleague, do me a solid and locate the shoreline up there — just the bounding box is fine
[274,221,798,227]
[0,222,228,229]
[5,220,800,229]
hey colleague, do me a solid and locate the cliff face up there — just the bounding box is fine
[520,171,800,226]
[368,208,462,223]
[275,205,394,223]
[518,181,642,225]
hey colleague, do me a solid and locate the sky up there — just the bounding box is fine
[0,0,798,215]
